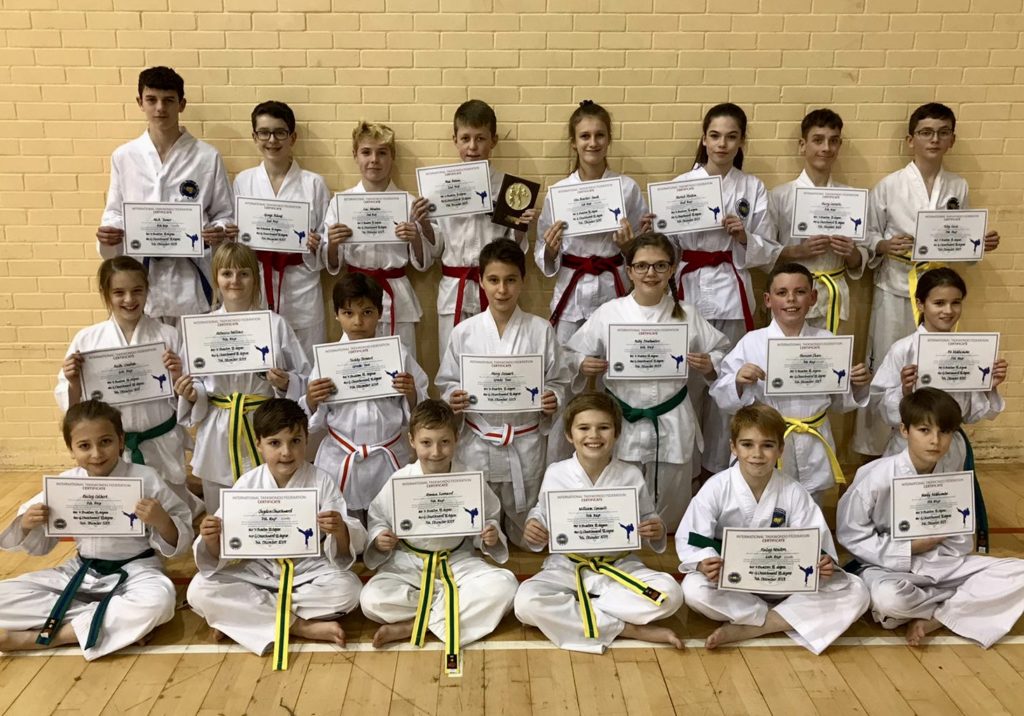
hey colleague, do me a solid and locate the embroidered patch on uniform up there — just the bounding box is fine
[946,197,960,210]
[771,508,787,527]
[180,179,199,199]
[737,198,750,218]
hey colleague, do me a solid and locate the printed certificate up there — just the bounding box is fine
[79,342,171,407]
[791,187,869,240]
[416,161,492,219]
[220,488,320,559]
[460,354,545,414]
[765,336,854,396]
[891,471,975,540]
[649,176,724,235]
[235,197,310,254]
[546,487,641,554]
[392,471,486,539]
[915,332,999,392]
[332,192,409,244]
[549,177,627,237]
[719,527,821,594]
[606,323,689,380]
[123,202,204,258]
[313,336,404,405]
[44,475,145,538]
[913,210,988,262]
[181,311,275,376]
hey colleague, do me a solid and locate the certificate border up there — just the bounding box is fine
[890,471,976,541]
[914,331,1000,393]
[78,341,172,408]
[332,191,411,245]
[234,196,311,255]
[391,471,487,540]
[606,322,690,381]
[415,160,493,219]
[314,335,405,405]
[43,475,146,538]
[181,310,277,377]
[219,487,321,559]
[912,209,989,263]
[647,176,725,236]
[790,187,869,240]
[122,201,205,258]
[718,527,821,594]
[550,177,628,238]
[545,486,641,555]
[459,353,546,414]
[764,335,854,397]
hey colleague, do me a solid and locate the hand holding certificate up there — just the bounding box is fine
[719,528,821,594]
[236,197,311,254]
[913,210,988,262]
[607,324,689,380]
[332,192,410,244]
[648,176,724,235]
[79,342,172,407]
[416,161,492,219]
[546,487,641,554]
[220,488,320,559]
[915,333,999,392]
[181,311,275,376]
[765,336,854,396]
[460,354,545,413]
[791,187,869,240]
[891,472,975,540]
[549,178,626,237]
[392,472,485,539]
[123,202,204,258]
[44,476,146,538]
[313,336,404,404]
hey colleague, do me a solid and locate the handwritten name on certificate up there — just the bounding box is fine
[913,210,988,262]
[791,187,869,240]
[333,192,409,244]
[416,161,492,219]
[392,471,485,539]
[719,528,821,594]
[220,488,320,559]
[123,202,204,258]
[236,197,310,254]
[79,342,171,407]
[549,177,626,237]
[765,336,854,396]
[546,487,641,554]
[607,324,689,380]
[44,475,145,538]
[314,336,403,405]
[915,332,999,392]
[648,176,724,235]
[460,354,545,414]
[181,311,275,376]
[891,471,975,540]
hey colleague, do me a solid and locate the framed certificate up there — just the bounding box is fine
[891,471,975,540]
[416,161,492,219]
[181,311,276,377]
[765,336,854,396]
[546,487,641,554]
[648,176,724,235]
[235,197,311,254]
[913,210,988,262]
[391,471,486,539]
[915,332,999,392]
[549,177,627,238]
[791,187,869,240]
[79,342,171,407]
[460,354,545,414]
[332,192,410,244]
[313,336,404,405]
[719,527,821,594]
[220,488,320,559]
[606,323,689,380]
[44,475,145,538]
[123,202,204,258]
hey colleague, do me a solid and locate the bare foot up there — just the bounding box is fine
[705,623,764,650]
[0,624,76,652]
[372,620,414,649]
[291,618,346,647]
[620,623,684,649]
[906,617,942,647]
[210,628,227,642]
[135,632,151,647]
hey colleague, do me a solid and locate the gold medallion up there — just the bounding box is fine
[504,182,532,211]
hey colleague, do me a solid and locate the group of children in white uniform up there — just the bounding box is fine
[0,65,1021,666]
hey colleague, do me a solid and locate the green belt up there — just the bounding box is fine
[403,541,463,677]
[566,553,664,640]
[124,413,177,465]
[607,386,688,502]
[687,532,722,552]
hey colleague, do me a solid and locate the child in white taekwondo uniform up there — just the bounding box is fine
[567,233,729,529]
[187,399,366,669]
[360,400,518,674]
[428,100,539,364]
[56,257,202,517]
[0,401,192,659]
[515,392,684,653]
[304,273,429,520]
[710,263,871,504]
[229,101,331,353]
[436,239,571,549]
[678,404,869,653]
[96,66,233,322]
[323,121,433,361]
[854,103,1000,456]
[657,103,779,477]
[838,388,1024,648]
[175,244,311,515]
[768,109,869,334]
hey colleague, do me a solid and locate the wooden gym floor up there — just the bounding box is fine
[1,467,1023,716]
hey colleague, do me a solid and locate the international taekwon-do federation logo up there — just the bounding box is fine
[897,520,910,533]
[727,572,741,584]
[917,246,929,256]
[656,219,667,230]
[467,395,478,405]
[229,537,242,549]
[920,374,931,385]
[555,533,569,546]
[737,198,750,218]
[612,362,624,372]
[179,179,199,199]
[54,518,67,530]
[771,378,784,389]
[130,240,142,250]
[193,357,206,369]
[240,233,252,243]
[400,519,413,531]
[797,222,808,232]
[90,390,103,400]
[946,197,960,210]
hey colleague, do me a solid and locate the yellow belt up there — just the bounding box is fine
[406,543,462,678]
[272,558,294,670]
[567,553,665,640]
[209,393,268,481]
[888,253,945,325]
[812,266,847,334]
[780,410,845,485]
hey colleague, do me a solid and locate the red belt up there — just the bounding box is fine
[677,249,754,330]
[256,251,305,312]
[442,265,487,326]
[549,253,626,327]
[348,265,407,335]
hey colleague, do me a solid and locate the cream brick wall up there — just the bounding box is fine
[1,1,1022,468]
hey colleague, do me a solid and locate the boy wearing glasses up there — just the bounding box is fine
[854,103,1001,457]
[229,101,331,352]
